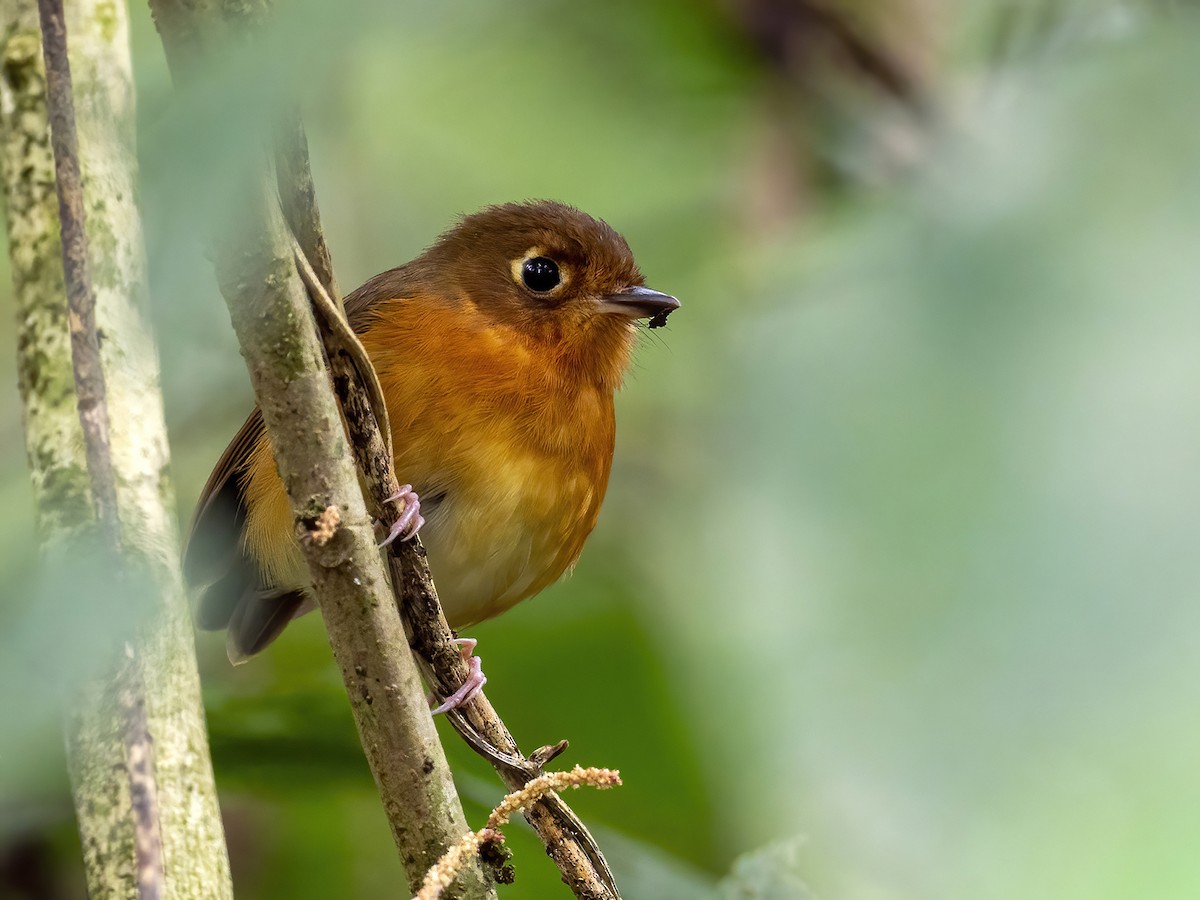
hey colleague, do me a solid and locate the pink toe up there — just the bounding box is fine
[377,488,423,547]
[431,656,487,715]
[385,485,413,504]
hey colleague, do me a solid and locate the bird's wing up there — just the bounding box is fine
[183,407,263,594]
[184,265,418,657]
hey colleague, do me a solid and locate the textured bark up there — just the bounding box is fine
[261,14,624,900]
[277,49,624,900]
[146,2,493,895]
[0,1,232,897]
[320,332,620,899]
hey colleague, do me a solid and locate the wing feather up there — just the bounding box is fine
[184,264,421,660]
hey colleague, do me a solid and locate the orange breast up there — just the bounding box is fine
[239,297,619,627]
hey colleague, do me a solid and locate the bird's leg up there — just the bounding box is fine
[375,488,483,713]
[431,637,488,715]
[376,484,425,547]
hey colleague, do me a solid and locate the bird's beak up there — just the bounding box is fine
[597,286,681,326]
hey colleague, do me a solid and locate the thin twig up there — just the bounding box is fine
[276,110,339,299]
[277,108,622,894]
[287,211,624,900]
[35,0,115,531]
[167,1,623,892]
[34,1,163,896]
[415,767,623,900]
[147,5,494,893]
[291,233,393,461]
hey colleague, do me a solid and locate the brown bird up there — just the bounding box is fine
[184,201,678,705]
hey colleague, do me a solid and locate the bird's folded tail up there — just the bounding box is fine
[224,587,312,664]
[184,408,313,664]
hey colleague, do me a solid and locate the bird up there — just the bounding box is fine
[183,200,679,707]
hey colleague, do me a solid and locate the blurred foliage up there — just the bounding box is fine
[718,838,815,899]
[4,0,1200,897]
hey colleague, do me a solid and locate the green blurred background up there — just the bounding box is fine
[5,0,1200,897]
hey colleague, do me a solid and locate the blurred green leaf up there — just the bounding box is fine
[719,838,815,900]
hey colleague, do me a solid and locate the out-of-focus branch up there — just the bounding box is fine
[146,2,493,896]
[34,0,117,532]
[729,0,927,109]
[34,5,169,887]
[1,0,231,896]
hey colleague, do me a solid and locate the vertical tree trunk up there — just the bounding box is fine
[0,1,233,896]
[146,2,493,895]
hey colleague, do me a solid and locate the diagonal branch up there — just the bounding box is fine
[279,93,625,900]
[151,1,624,895]
[415,768,622,900]
[147,2,493,896]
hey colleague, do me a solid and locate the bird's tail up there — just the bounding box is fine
[184,409,312,664]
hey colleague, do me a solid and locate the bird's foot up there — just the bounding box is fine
[431,638,488,715]
[376,485,425,547]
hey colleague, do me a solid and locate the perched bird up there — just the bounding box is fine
[184,201,679,699]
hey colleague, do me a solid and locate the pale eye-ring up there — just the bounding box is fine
[521,256,560,292]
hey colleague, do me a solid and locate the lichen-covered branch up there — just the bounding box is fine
[0,0,231,897]
[34,0,117,532]
[218,168,491,896]
[259,13,623,900]
[34,0,166,893]
[292,275,624,900]
[146,2,492,895]
[148,2,623,896]
[277,58,624,900]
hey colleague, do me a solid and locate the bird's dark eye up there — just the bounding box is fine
[521,256,560,292]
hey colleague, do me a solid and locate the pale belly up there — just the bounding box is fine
[414,454,604,628]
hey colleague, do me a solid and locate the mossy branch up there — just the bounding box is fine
[0,0,231,896]
[146,1,493,896]
[275,43,625,900]
[149,2,625,897]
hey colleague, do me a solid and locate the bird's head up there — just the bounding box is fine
[415,201,679,384]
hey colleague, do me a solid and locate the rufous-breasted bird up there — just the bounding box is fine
[184,201,679,708]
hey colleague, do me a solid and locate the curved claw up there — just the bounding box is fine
[378,485,424,547]
[431,638,487,715]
